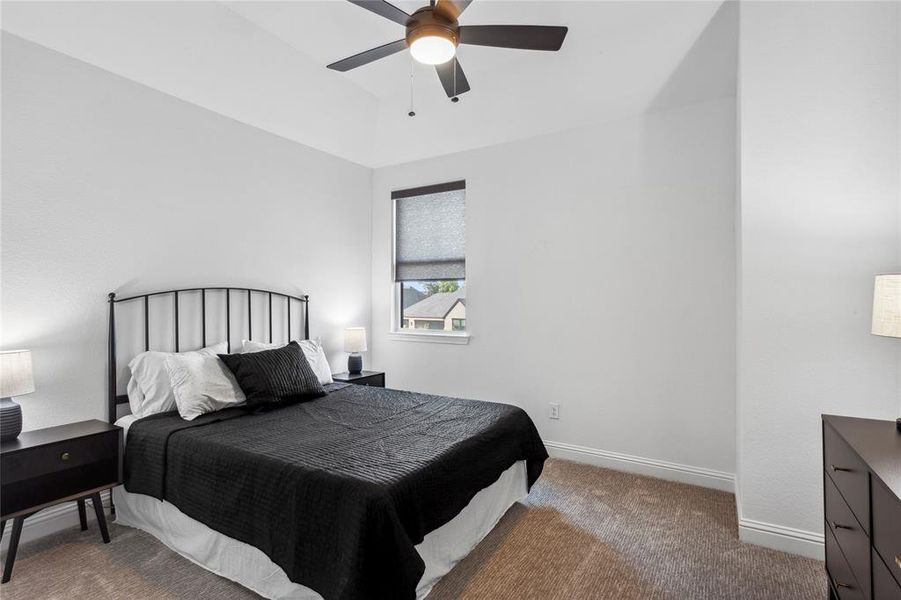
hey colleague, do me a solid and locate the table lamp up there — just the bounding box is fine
[871,274,901,432]
[344,327,367,375]
[0,350,34,441]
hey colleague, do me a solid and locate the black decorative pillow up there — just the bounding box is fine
[218,341,326,408]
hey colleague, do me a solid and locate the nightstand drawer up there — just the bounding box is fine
[873,548,901,600]
[1,433,118,484]
[0,428,120,518]
[824,423,870,535]
[355,374,384,387]
[826,526,866,600]
[826,474,871,599]
[873,477,901,588]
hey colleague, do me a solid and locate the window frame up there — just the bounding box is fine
[390,181,470,344]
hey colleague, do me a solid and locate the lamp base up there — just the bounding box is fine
[0,397,22,442]
[348,354,363,375]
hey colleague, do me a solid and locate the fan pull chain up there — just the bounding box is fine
[408,60,416,117]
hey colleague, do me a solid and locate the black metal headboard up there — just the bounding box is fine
[107,287,309,423]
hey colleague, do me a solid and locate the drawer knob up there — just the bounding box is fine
[831,464,852,473]
[830,521,852,531]
[60,452,70,461]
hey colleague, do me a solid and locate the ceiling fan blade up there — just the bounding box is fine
[347,0,410,26]
[327,39,407,72]
[459,25,568,51]
[434,0,474,21]
[435,58,471,97]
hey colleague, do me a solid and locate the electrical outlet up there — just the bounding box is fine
[549,403,560,420]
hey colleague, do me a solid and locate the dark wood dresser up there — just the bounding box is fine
[822,415,901,600]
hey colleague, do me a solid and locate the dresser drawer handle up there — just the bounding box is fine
[830,521,853,531]
[830,464,852,473]
[834,581,853,590]
[60,452,71,461]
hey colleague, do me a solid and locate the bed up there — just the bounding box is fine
[106,287,547,600]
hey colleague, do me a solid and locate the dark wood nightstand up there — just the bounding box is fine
[332,371,385,388]
[0,419,122,583]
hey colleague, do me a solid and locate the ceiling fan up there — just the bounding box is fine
[327,0,568,100]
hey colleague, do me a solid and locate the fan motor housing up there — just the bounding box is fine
[405,7,459,48]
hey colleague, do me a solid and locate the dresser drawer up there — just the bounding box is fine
[826,527,866,600]
[826,475,871,599]
[873,477,901,588]
[824,423,870,535]
[874,548,901,600]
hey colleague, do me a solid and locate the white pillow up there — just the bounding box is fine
[126,342,228,418]
[241,338,334,385]
[166,351,245,420]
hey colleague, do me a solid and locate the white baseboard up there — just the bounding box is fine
[733,478,824,559]
[738,517,824,559]
[543,439,735,492]
[0,490,112,552]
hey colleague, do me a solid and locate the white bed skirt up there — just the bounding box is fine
[113,460,527,599]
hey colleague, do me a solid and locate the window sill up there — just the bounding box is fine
[387,331,470,345]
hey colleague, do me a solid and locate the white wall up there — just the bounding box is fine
[737,1,901,558]
[371,96,737,488]
[1,33,373,431]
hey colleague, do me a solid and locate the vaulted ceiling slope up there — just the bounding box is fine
[1,1,735,167]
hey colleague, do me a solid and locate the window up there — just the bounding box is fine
[393,181,466,334]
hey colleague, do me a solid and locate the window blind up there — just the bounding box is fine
[393,181,466,282]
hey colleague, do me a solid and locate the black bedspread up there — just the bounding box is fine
[124,383,548,600]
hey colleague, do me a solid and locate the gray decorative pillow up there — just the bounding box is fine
[219,341,325,408]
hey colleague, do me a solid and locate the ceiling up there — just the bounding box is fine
[226,1,581,101]
[1,1,736,167]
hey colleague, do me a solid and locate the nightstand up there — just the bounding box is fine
[332,371,386,388]
[0,419,122,583]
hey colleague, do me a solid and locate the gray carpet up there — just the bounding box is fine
[0,459,827,599]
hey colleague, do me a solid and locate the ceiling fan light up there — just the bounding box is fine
[409,36,456,65]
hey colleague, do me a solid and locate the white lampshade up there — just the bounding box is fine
[0,350,35,398]
[344,327,368,353]
[872,274,901,338]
